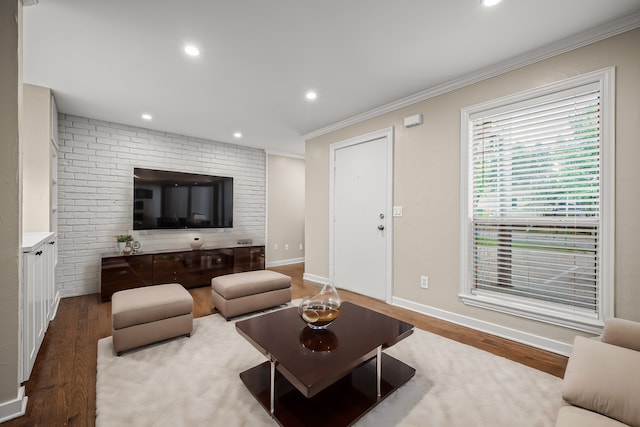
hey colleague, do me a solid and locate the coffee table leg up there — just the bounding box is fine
[270,359,276,413]
[376,345,382,397]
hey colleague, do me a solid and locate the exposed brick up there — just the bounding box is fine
[56,113,266,297]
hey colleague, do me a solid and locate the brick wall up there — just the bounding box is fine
[56,114,266,297]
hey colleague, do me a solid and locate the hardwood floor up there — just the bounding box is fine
[5,263,567,426]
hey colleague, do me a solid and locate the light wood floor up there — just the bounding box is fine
[5,263,567,426]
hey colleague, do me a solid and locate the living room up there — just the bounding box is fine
[2,1,640,426]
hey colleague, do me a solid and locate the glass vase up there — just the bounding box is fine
[298,283,342,329]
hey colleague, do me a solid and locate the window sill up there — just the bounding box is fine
[459,291,604,334]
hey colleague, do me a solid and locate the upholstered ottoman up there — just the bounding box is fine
[111,283,193,355]
[211,270,291,319]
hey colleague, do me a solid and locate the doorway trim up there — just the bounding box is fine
[329,127,394,303]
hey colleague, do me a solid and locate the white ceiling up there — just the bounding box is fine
[23,0,640,157]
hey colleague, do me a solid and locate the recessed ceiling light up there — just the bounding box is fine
[184,45,200,56]
[481,0,502,6]
[141,113,152,120]
[233,132,242,139]
[305,91,318,101]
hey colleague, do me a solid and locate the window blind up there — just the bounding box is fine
[469,83,601,312]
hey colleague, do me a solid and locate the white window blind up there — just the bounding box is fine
[460,68,614,332]
[471,84,600,311]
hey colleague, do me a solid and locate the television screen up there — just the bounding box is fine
[133,168,233,230]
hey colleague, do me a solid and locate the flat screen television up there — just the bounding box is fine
[133,168,233,230]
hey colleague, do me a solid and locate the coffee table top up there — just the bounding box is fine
[236,301,414,397]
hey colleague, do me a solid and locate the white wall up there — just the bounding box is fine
[56,115,266,297]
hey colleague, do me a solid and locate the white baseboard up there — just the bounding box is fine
[0,386,27,424]
[285,272,573,355]
[266,257,305,268]
[392,296,573,356]
[302,273,330,285]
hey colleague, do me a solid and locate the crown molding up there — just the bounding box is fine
[302,12,640,141]
[266,150,305,160]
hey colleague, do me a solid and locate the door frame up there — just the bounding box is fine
[329,127,394,303]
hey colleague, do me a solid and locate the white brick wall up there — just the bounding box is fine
[56,114,266,297]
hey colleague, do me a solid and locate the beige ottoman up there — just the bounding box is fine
[211,270,291,320]
[111,283,193,355]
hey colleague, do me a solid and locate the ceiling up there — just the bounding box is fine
[22,1,640,157]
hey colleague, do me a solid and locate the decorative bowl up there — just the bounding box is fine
[298,300,341,329]
[190,239,204,250]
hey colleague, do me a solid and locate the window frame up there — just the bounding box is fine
[459,67,615,334]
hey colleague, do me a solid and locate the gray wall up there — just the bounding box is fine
[56,115,266,297]
[266,154,305,266]
[0,0,21,411]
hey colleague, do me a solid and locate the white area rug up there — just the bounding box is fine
[96,306,566,426]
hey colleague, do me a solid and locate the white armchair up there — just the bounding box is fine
[556,318,640,427]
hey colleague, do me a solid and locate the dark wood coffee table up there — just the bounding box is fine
[235,302,415,427]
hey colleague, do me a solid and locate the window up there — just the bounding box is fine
[460,68,614,333]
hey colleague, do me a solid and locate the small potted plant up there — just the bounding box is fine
[116,235,133,254]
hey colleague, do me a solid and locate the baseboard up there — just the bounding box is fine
[266,257,305,268]
[0,386,27,424]
[302,273,331,285]
[392,296,573,356]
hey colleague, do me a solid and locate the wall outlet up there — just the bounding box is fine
[420,276,429,289]
[284,244,289,250]
[299,243,303,250]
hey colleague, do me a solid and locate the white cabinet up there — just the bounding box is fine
[50,95,58,233]
[51,140,58,233]
[22,84,58,233]
[51,94,58,147]
[21,232,58,382]
[21,85,59,382]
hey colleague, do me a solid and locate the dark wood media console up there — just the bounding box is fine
[100,245,265,301]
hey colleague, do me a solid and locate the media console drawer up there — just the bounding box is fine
[100,246,264,301]
[152,248,235,288]
[100,255,153,301]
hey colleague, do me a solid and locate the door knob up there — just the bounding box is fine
[378,225,385,230]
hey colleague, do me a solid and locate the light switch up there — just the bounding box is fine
[393,206,403,217]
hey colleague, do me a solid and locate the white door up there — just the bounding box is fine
[331,128,393,301]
